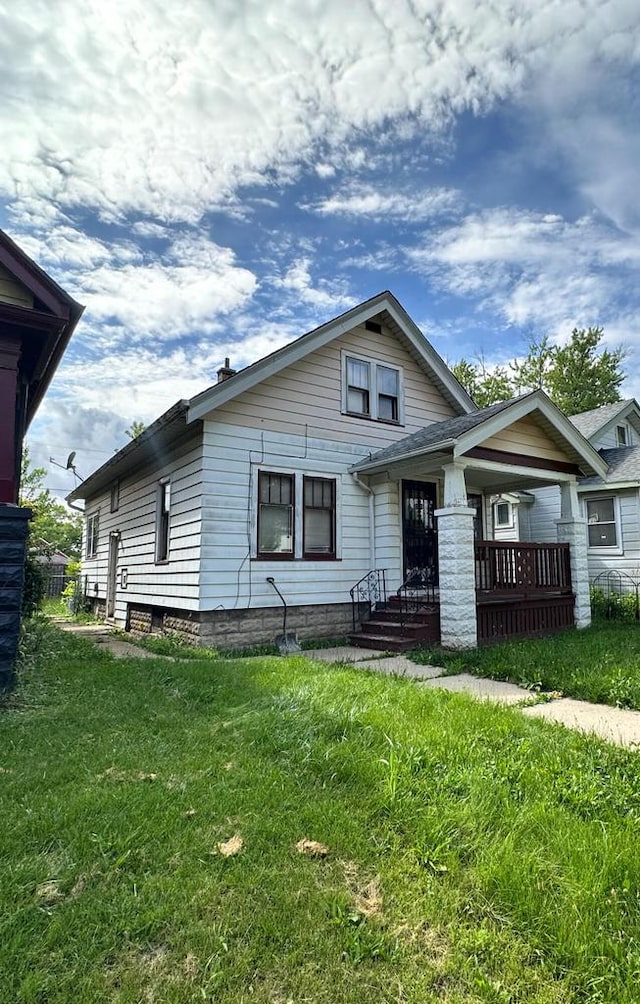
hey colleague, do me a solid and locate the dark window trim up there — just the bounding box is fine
[257,471,295,560]
[303,476,336,560]
[86,512,99,558]
[155,479,171,563]
[110,479,120,513]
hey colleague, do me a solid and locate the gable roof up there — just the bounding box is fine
[187,291,476,423]
[0,229,84,426]
[569,399,639,440]
[352,389,608,479]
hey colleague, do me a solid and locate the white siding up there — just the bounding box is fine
[211,322,456,447]
[199,420,398,611]
[81,435,204,626]
[584,488,640,581]
[527,485,562,543]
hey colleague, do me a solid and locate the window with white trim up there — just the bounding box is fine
[342,353,403,423]
[156,479,171,562]
[86,513,99,558]
[586,496,618,548]
[616,424,628,446]
[494,501,512,528]
[303,477,336,559]
[258,472,294,558]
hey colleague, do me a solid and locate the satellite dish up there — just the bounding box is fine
[66,451,76,469]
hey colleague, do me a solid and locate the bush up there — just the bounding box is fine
[591,585,640,623]
[21,549,46,617]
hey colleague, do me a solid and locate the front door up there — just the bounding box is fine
[402,481,438,586]
[106,532,118,619]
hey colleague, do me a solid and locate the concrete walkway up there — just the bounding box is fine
[56,625,640,750]
[303,646,640,749]
[54,621,163,659]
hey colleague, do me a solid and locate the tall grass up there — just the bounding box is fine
[2,624,640,1001]
[412,620,640,709]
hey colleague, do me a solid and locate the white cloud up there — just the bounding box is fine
[303,183,462,222]
[408,206,640,340]
[270,257,355,311]
[1,0,637,225]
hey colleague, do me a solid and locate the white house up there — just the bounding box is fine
[510,400,640,587]
[68,292,606,650]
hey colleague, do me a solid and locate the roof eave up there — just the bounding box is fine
[67,400,190,502]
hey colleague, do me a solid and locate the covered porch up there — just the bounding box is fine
[350,391,608,650]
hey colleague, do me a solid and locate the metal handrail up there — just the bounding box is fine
[349,569,387,631]
[396,570,437,633]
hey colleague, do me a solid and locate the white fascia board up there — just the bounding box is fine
[578,481,639,493]
[453,390,608,479]
[187,295,394,423]
[349,439,456,475]
[381,299,476,415]
[187,292,476,424]
[592,399,640,441]
[462,455,576,484]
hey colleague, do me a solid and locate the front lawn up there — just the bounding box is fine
[2,622,640,1002]
[411,620,640,709]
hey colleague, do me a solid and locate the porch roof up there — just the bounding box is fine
[351,390,608,488]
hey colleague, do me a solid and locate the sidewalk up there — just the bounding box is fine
[56,624,640,750]
[303,646,640,750]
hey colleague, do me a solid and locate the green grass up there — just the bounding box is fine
[2,621,640,1002]
[411,620,640,710]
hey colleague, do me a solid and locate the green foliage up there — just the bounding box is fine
[453,325,625,414]
[124,419,146,439]
[19,448,82,559]
[21,548,46,617]
[412,620,640,709]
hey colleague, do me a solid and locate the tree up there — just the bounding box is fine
[19,449,83,558]
[452,326,625,415]
[544,327,625,415]
[124,420,146,439]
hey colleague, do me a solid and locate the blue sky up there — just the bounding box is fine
[2,0,639,497]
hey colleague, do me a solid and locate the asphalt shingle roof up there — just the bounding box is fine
[579,445,640,486]
[352,395,531,469]
[569,400,634,439]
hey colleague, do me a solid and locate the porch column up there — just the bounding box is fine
[556,479,590,630]
[435,462,477,649]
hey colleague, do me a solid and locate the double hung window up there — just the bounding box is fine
[257,471,337,560]
[86,513,99,558]
[343,353,402,423]
[303,477,335,559]
[258,472,294,557]
[156,479,171,562]
[586,497,618,548]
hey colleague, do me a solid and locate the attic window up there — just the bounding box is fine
[342,352,404,424]
[616,424,628,446]
[365,320,382,334]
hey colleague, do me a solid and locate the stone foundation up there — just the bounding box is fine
[120,600,354,649]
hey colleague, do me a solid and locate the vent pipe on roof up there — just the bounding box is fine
[217,358,236,382]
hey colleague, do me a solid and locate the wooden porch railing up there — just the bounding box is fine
[475,541,572,595]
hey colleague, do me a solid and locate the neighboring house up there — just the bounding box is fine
[515,400,640,585]
[0,229,83,685]
[68,292,605,651]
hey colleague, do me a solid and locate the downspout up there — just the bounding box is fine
[351,472,376,569]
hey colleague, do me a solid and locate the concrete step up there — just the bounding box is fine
[348,633,416,653]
